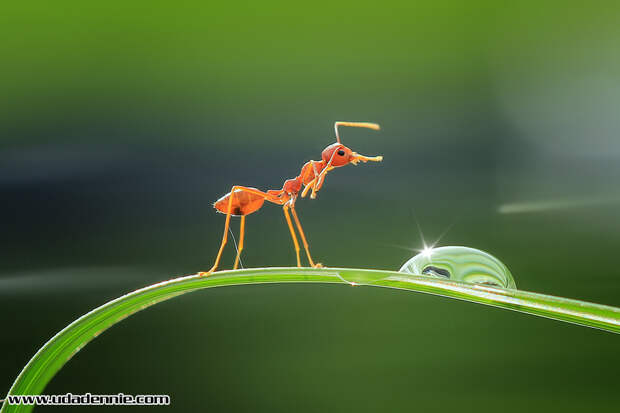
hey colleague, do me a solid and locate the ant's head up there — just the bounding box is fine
[321,143,353,166]
[321,121,383,167]
[321,143,383,167]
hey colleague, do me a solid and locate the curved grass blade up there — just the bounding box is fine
[3,267,620,412]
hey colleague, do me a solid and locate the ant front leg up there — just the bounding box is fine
[301,167,333,199]
[307,165,334,199]
[311,167,333,199]
[301,161,320,199]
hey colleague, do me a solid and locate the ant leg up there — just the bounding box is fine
[302,167,330,199]
[201,185,282,276]
[290,206,322,268]
[233,215,246,270]
[283,205,302,267]
[311,167,333,199]
[301,177,316,198]
[200,185,275,276]
[199,187,236,276]
[301,178,315,198]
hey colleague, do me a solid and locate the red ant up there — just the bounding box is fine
[199,121,382,276]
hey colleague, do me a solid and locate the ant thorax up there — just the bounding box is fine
[297,160,327,186]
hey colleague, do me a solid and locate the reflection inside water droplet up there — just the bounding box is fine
[422,265,451,279]
[399,246,517,289]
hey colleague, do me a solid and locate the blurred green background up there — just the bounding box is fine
[2,1,620,411]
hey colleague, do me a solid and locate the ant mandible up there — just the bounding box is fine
[199,121,383,276]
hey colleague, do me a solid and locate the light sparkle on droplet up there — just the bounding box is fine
[421,246,434,258]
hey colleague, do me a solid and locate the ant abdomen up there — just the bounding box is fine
[214,188,265,216]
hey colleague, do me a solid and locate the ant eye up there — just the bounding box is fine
[337,150,345,156]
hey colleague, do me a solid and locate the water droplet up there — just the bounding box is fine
[399,246,517,289]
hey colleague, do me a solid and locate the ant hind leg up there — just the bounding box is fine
[200,186,279,276]
[233,216,246,270]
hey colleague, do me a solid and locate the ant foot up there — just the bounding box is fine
[313,263,324,268]
[197,269,216,277]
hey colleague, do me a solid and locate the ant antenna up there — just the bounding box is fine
[334,121,381,143]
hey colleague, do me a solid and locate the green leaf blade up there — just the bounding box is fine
[2,267,619,412]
